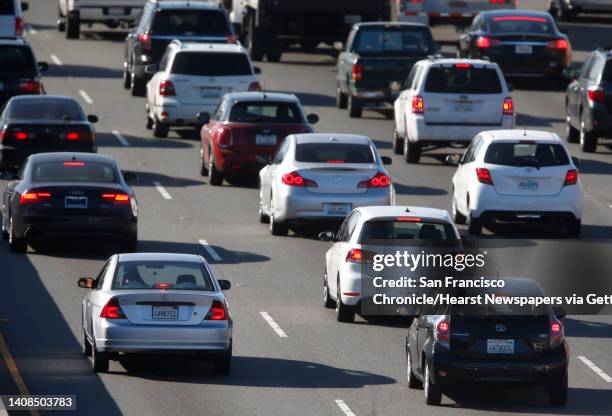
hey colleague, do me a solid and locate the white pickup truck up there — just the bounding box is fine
[57,0,146,39]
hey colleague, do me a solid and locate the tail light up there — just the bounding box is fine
[357,172,391,188]
[205,300,228,320]
[352,64,363,81]
[563,169,578,186]
[19,80,42,93]
[159,80,176,96]
[248,81,262,92]
[15,16,23,37]
[503,97,514,115]
[434,318,450,347]
[546,39,568,50]
[345,248,374,263]
[2,131,30,140]
[100,298,126,319]
[550,319,564,348]
[63,161,86,166]
[139,32,152,52]
[475,36,500,48]
[62,132,94,141]
[476,167,494,185]
[101,193,131,204]
[281,171,317,187]
[226,34,238,44]
[215,127,233,148]
[455,63,472,69]
[19,191,52,204]
[412,95,424,114]
[587,87,605,103]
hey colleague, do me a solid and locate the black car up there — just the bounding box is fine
[0,95,98,169]
[1,153,138,253]
[123,0,234,96]
[406,277,568,406]
[0,39,48,107]
[549,0,612,21]
[457,10,571,84]
[565,47,612,153]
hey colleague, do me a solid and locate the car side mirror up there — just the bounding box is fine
[122,171,138,182]
[445,154,461,166]
[218,279,231,290]
[253,66,262,75]
[78,277,96,289]
[87,114,98,123]
[571,156,581,168]
[256,155,272,165]
[21,2,29,11]
[38,61,48,72]
[306,113,319,124]
[144,64,158,75]
[197,112,210,124]
[553,306,567,320]
[381,156,392,165]
[318,231,336,242]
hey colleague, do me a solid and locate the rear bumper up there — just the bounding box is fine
[409,117,515,143]
[0,144,96,167]
[154,101,217,125]
[19,215,136,240]
[216,151,270,176]
[74,4,143,22]
[349,85,400,105]
[475,52,566,78]
[582,105,612,134]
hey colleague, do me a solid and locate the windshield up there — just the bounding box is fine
[171,52,252,76]
[0,0,15,14]
[152,9,231,36]
[0,46,36,75]
[229,102,303,123]
[425,67,502,94]
[31,162,118,183]
[112,261,214,291]
[8,99,85,121]
[295,143,374,164]
[353,26,434,56]
[484,143,570,167]
[359,220,457,243]
[490,16,556,35]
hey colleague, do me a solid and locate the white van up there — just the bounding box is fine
[0,0,27,39]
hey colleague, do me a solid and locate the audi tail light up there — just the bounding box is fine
[19,191,52,204]
[101,193,131,204]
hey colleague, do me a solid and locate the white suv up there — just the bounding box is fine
[449,130,583,236]
[145,41,261,138]
[393,58,515,164]
[0,0,27,38]
[58,0,145,39]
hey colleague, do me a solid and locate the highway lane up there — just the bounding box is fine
[0,0,611,415]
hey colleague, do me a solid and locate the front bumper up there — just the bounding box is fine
[409,116,515,143]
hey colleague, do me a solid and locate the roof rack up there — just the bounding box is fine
[427,53,444,60]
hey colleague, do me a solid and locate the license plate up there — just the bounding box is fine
[344,14,362,24]
[255,134,277,146]
[487,339,514,354]
[518,178,539,191]
[108,7,124,15]
[324,203,351,216]
[454,102,473,112]
[65,196,87,209]
[201,87,221,98]
[152,306,178,320]
[515,45,533,54]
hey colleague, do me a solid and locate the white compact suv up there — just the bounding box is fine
[393,58,515,164]
[0,0,27,38]
[58,0,146,39]
[145,41,262,138]
[450,130,583,236]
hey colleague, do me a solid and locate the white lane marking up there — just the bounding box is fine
[26,24,37,35]
[335,400,356,416]
[50,54,62,66]
[112,130,130,147]
[578,356,612,383]
[198,239,223,262]
[78,89,94,105]
[260,312,288,338]
[153,181,172,200]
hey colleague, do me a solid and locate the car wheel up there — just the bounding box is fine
[66,13,80,39]
[336,83,348,109]
[247,16,264,62]
[258,200,269,224]
[392,128,404,155]
[322,271,335,308]
[123,64,131,89]
[406,348,422,389]
[1,213,8,240]
[567,219,581,238]
[548,372,568,406]
[57,8,66,32]
[404,139,421,164]
[424,360,442,405]
[452,196,467,225]
[579,120,597,153]
[199,148,209,177]
[145,115,153,130]
[91,337,109,373]
[130,71,146,97]
[468,213,482,236]
[8,217,27,253]
[213,342,232,375]
[208,153,224,186]
[335,278,355,323]
[82,328,92,357]
[269,196,288,236]
[152,117,169,138]
[348,95,362,118]
[565,113,579,143]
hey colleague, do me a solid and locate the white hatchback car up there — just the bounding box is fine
[319,206,460,322]
[450,130,583,236]
[258,133,394,236]
[145,41,261,138]
[393,58,515,163]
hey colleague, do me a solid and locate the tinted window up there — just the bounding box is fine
[359,220,456,243]
[152,9,231,36]
[295,143,374,164]
[425,67,502,94]
[603,60,612,83]
[229,102,303,123]
[484,143,570,167]
[451,284,547,316]
[31,162,118,183]
[0,0,14,14]
[0,46,36,75]
[489,16,555,35]
[171,52,252,76]
[8,99,85,121]
[112,261,214,291]
[353,26,434,56]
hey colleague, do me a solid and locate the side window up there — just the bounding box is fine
[273,139,289,164]
[336,212,354,241]
[580,55,594,79]
[95,261,111,290]
[346,29,357,52]
[412,66,424,90]
[346,212,362,241]
[137,5,152,33]
[159,50,172,72]
[588,57,604,81]
[471,15,482,31]
[461,136,480,164]
[471,137,485,161]
[403,66,417,90]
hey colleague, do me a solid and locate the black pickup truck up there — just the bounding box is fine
[336,22,436,118]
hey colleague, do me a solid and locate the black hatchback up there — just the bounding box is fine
[406,277,569,406]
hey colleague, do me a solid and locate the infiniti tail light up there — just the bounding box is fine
[281,171,317,187]
[215,127,233,148]
[352,64,363,81]
[357,172,391,188]
[476,168,493,185]
[248,81,262,92]
[412,95,424,114]
[475,36,500,48]
[139,32,152,52]
[205,300,228,320]
[159,80,176,96]
[19,191,52,204]
[434,318,450,347]
[15,16,23,37]
[550,319,564,348]
[100,298,126,319]
[503,97,514,115]
[101,193,131,204]
[18,80,42,93]
[587,87,605,103]
[563,169,578,186]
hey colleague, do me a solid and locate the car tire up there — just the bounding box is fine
[406,348,422,389]
[336,83,348,109]
[468,213,482,235]
[258,203,269,224]
[8,217,27,253]
[348,95,362,118]
[247,16,264,62]
[322,272,335,309]
[404,139,421,164]
[91,337,109,373]
[199,148,209,177]
[153,117,169,138]
[57,8,66,32]
[424,360,442,405]
[393,128,404,155]
[66,13,80,39]
[1,214,8,240]
[335,279,355,323]
[82,329,92,357]
[565,114,579,143]
[130,70,146,97]
[548,372,568,406]
[213,342,232,375]
[567,219,581,238]
[208,154,224,186]
[145,115,153,130]
[452,197,467,225]
[579,120,597,153]
[269,196,288,236]
[123,64,132,89]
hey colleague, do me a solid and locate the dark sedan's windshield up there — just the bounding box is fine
[31,162,118,183]
[353,26,435,56]
[8,99,85,121]
[112,261,214,291]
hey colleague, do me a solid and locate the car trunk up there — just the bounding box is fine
[487,164,567,196]
[296,164,381,194]
[424,93,503,125]
[171,75,252,106]
[25,183,129,215]
[4,122,94,151]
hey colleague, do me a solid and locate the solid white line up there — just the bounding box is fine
[112,130,130,147]
[198,239,223,262]
[78,89,94,105]
[50,54,62,66]
[26,24,37,35]
[578,356,612,383]
[153,181,172,200]
[335,400,356,416]
[260,312,288,338]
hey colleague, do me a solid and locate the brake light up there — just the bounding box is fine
[550,319,564,348]
[412,95,424,114]
[18,80,42,93]
[15,132,29,140]
[493,16,547,22]
[205,300,227,320]
[159,80,176,96]
[63,132,93,141]
[63,162,86,166]
[587,87,605,103]
[503,97,514,115]
[281,171,317,187]
[455,63,471,69]
[475,36,500,48]
[15,16,23,37]
[357,172,391,188]
[100,298,126,319]
[396,217,422,222]
[248,81,262,92]
[19,191,52,204]
[215,127,233,148]
[352,64,363,81]
[101,193,131,204]
[563,169,578,186]
[546,39,568,50]
[139,32,152,52]
[153,283,172,289]
[435,318,450,347]
[476,167,493,185]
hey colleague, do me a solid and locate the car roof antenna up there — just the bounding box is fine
[72,154,77,161]
[523,126,527,136]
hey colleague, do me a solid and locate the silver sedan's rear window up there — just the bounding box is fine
[295,143,374,164]
[112,261,214,291]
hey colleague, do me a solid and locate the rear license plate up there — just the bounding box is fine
[324,203,351,216]
[255,134,277,145]
[487,339,514,354]
[518,178,539,191]
[344,14,362,24]
[454,102,473,112]
[201,87,221,98]
[152,306,178,320]
[108,8,124,15]
[65,196,87,209]
[515,45,533,54]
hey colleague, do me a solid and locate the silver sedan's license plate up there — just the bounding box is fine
[324,203,351,216]
[256,134,277,145]
[152,306,178,320]
[487,339,514,354]
[515,45,533,54]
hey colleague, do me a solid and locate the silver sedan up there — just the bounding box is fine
[78,252,232,373]
[258,133,394,235]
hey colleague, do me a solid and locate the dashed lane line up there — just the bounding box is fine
[335,400,356,416]
[260,312,288,338]
[78,90,93,105]
[578,356,612,383]
[153,181,172,200]
[111,130,130,147]
[198,239,223,262]
[50,54,62,66]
